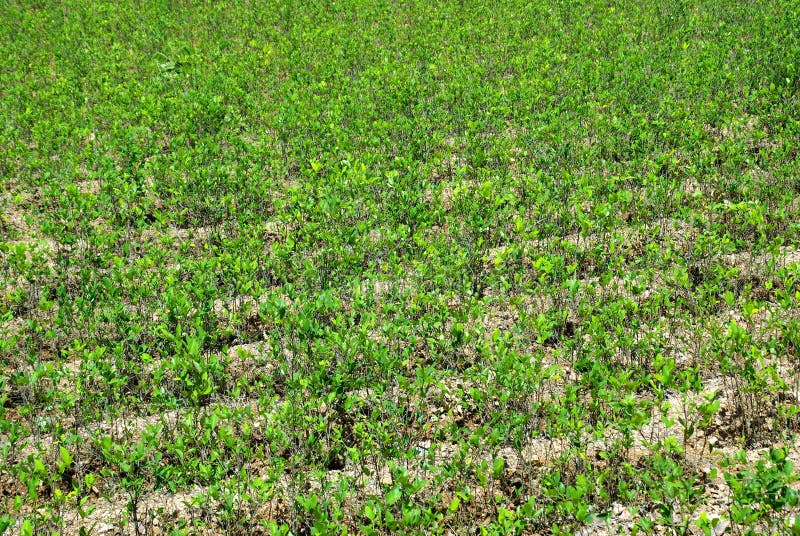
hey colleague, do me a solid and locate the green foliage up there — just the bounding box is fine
[1,0,799,532]
[723,447,800,533]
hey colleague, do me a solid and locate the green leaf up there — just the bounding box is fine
[448,496,460,513]
[60,445,73,469]
[385,486,402,506]
[493,457,505,478]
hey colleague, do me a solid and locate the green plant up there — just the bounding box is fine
[724,447,800,534]
[1,0,798,532]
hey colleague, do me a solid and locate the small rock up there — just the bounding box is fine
[92,522,117,536]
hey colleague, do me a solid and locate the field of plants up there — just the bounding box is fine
[1,0,800,534]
